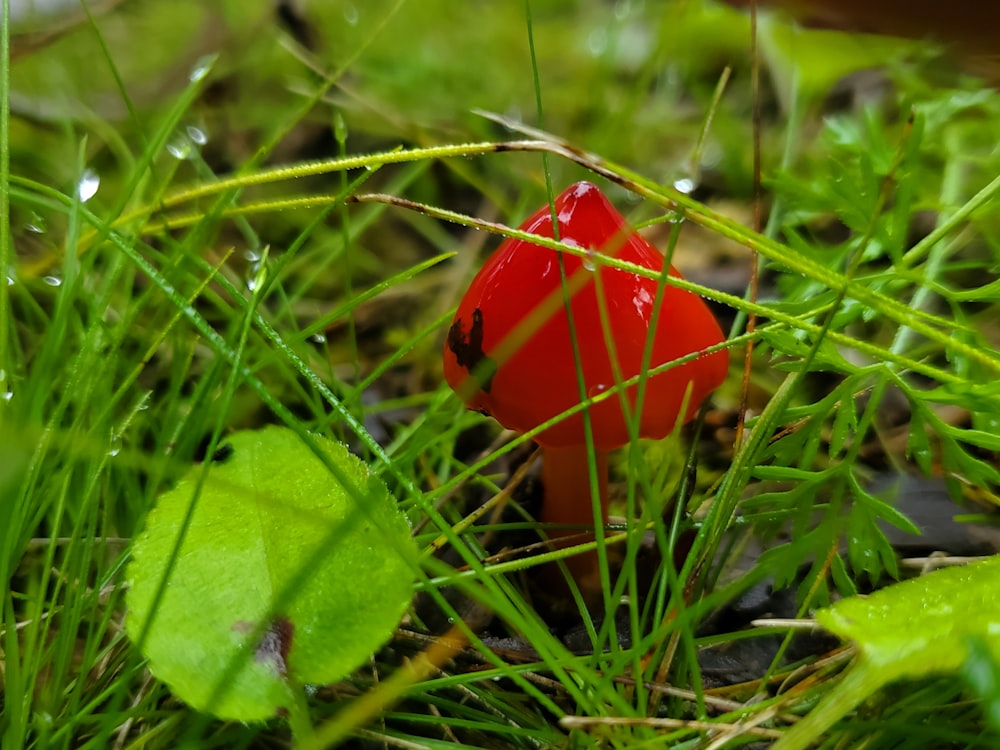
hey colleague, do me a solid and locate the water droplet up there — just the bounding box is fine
[7,270,17,286]
[25,212,47,233]
[1,390,12,404]
[107,434,121,457]
[189,54,216,83]
[663,63,682,88]
[77,169,100,202]
[343,3,358,25]
[588,383,610,399]
[245,256,264,291]
[583,250,596,272]
[251,263,268,291]
[186,125,208,145]
[166,132,193,160]
[244,249,262,263]
[43,275,62,287]
[673,177,695,195]
[310,333,327,344]
[665,209,685,224]
[588,28,608,56]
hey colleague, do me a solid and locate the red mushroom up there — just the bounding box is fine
[444,181,727,600]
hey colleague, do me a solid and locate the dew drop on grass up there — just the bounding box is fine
[245,257,264,291]
[343,3,358,25]
[186,125,208,145]
[588,383,610,399]
[673,177,695,194]
[43,275,62,287]
[168,124,208,159]
[77,169,100,202]
[189,55,216,83]
[310,333,327,344]
[588,28,608,56]
[108,434,121,458]
[26,213,47,233]
[246,257,269,292]
[167,133,193,160]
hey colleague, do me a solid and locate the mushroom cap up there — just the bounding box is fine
[444,181,728,449]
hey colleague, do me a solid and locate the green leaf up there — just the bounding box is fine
[751,466,828,483]
[947,426,1000,453]
[819,556,1000,675]
[829,398,855,458]
[126,426,417,721]
[775,557,1000,749]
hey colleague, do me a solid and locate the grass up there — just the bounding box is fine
[3,0,1000,748]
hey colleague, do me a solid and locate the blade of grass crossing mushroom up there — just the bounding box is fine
[527,0,615,616]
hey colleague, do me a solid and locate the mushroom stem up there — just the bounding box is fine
[539,444,609,598]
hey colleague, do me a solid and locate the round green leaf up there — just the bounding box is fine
[126,426,417,721]
[817,555,1000,678]
[774,557,1000,750]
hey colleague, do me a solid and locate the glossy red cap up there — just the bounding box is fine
[444,181,727,448]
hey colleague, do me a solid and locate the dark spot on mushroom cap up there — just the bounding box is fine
[211,443,234,463]
[446,307,497,393]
